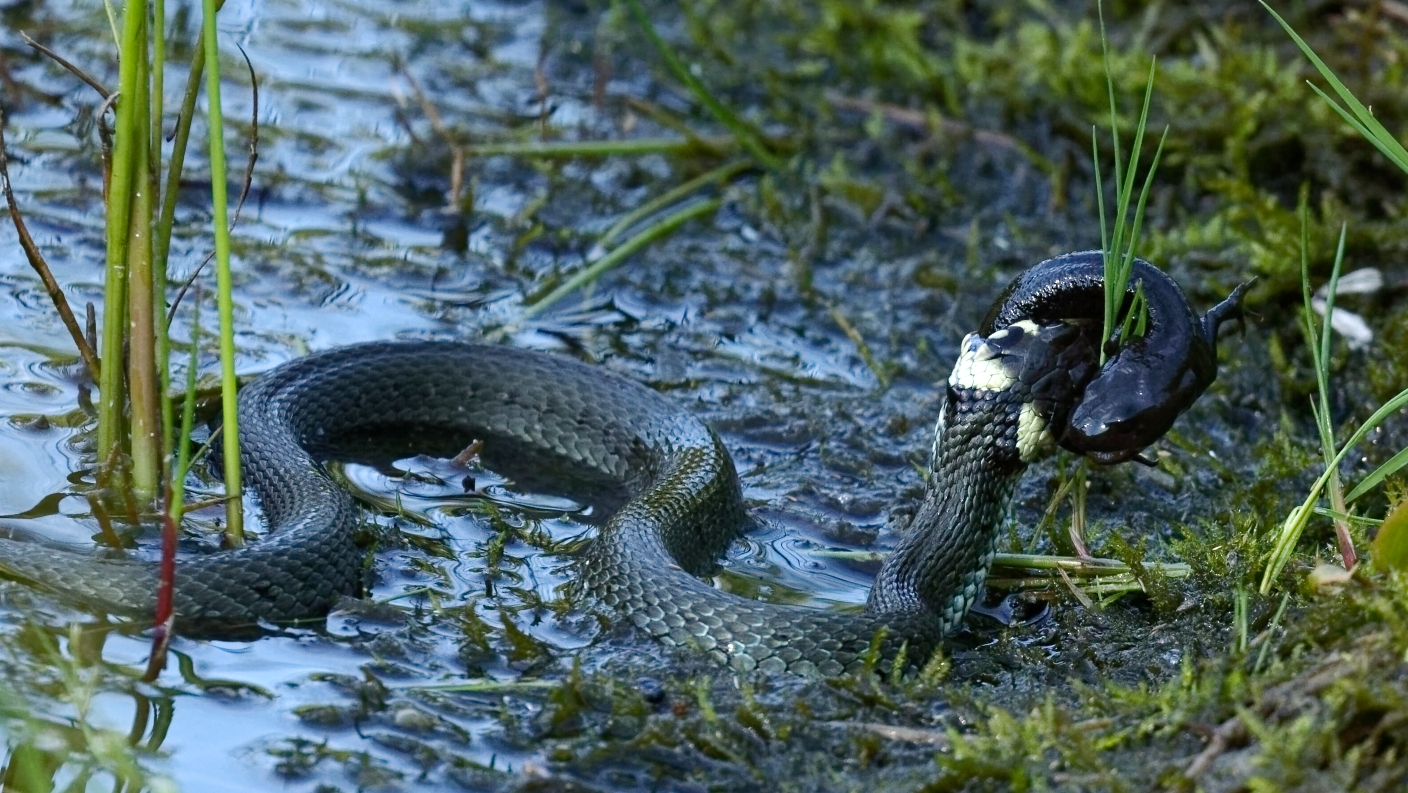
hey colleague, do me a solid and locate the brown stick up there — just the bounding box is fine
[21,32,112,100]
[402,68,467,210]
[231,43,260,225]
[0,109,101,381]
[1184,716,1247,779]
[85,302,98,360]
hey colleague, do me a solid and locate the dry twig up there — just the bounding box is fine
[21,31,112,99]
[0,108,101,381]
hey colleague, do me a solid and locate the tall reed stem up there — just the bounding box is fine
[127,42,162,504]
[97,0,152,486]
[201,0,243,543]
[151,0,173,481]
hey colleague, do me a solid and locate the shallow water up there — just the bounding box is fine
[0,0,1265,790]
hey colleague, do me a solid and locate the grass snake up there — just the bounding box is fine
[0,252,1248,675]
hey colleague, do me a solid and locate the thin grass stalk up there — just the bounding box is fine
[1347,445,1408,503]
[97,0,152,481]
[1116,121,1165,285]
[1094,2,1162,362]
[154,43,206,287]
[1235,587,1251,653]
[600,158,749,247]
[523,198,720,319]
[1097,0,1123,334]
[1295,200,1352,562]
[1097,0,1123,213]
[1092,131,1108,263]
[1069,463,1090,558]
[169,292,200,539]
[828,305,890,388]
[622,0,782,170]
[102,0,121,47]
[1261,384,1408,591]
[1102,62,1159,360]
[1261,2,1408,173]
[1253,591,1292,674]
[1117,282,1143,344]
[1315,224,1355,567]
[470,137,734,159]
[125,42,163,504]
[201,0,243,544]
[152,0,172,474]
[1113,125,1166,306]
[151,0,164,161]
[1109,60,1157,264]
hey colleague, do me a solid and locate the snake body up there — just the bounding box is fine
[0,252,1244,674]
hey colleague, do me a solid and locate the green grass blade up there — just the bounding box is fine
[1298,192,1320,377]
[169,293,201,529]
[1320,224,1347,373]
[1296,194,1337,470]
[1112,60,1158,278]
[623,0,782,171]
[1118,58,1158,213]
[1262,1,1408,173]
[523,198,720,319]
[1102,61,1162,356]
[1133,282,1148,337]
[125,45,161,503]
[1262,384,1408,590]
[600,159,749,246]
[154,45,206,291]
[1310,224,1347,469]
[1097,0,1123,203]
[151,0,165,169]
[1092,130,1108,262]
[1117,123,1166,292]
[1253,591,1291,674]
[1347,445,1408,504]
[153,0,174,488]
[102,0,120,48]
[1300,84,1402,175]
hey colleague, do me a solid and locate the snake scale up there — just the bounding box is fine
[0,251,1247,674]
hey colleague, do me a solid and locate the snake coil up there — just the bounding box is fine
[0,252,1247,674]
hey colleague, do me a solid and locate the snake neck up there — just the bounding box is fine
[866,388,1026,630]
[866,319,1097,631]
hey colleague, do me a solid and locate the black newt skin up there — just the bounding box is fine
[981,250,1252,464]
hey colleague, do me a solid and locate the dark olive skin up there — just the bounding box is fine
[982,251,1252,464]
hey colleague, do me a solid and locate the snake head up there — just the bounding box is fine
[981,251,1253,466]
[948,320,1100,466]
